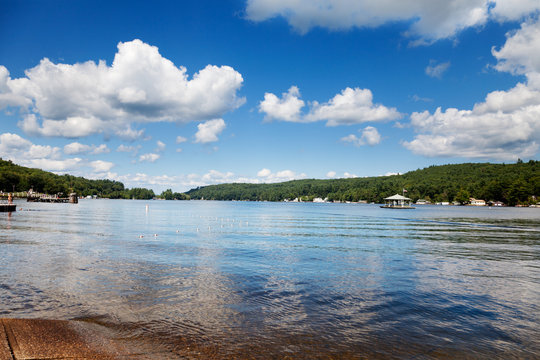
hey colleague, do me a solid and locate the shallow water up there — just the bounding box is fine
[1,200,539,358]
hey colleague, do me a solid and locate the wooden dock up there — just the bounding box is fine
[27,193,78,204]
[27,196,70,203]
[0,204,16,212]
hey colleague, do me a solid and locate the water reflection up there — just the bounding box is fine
[1,200,539,358]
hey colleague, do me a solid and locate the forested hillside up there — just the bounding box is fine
[0,158,155,199]
[186,161,539,206]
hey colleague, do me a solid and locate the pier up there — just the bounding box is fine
[26,193,78,204]
[0,204,16,212]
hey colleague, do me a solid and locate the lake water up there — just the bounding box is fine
[1,200,539,358]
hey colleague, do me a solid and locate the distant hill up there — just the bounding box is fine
[186,161,540,206]
[0,158,155,199]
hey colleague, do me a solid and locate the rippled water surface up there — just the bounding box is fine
[1,200,539,358]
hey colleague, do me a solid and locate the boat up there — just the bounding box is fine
[380,194,415,209]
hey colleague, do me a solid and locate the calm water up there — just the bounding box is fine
[1,200,539,358]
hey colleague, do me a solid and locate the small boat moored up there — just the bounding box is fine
[381,194,415,209]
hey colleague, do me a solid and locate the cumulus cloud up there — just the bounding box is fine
[259,86,305,122]
[257,168,272,177]
[0,39,245,139]
[341,126,382,146]
[90,160,114,173]
[256,168,307,183]
[326,171,336,178]
[0,132,118,173]
[245,0,540,44]
[492,19,540,75]
[259,86,401,125]
[139,153,160,163]
[116,144,140,154]
[0,133,65,171]
[64,142,110,155]
[425,60,451,78]
[194,119,226,143]
[176,136,187,144]
[114,168,309,192]
[404,19,540,160]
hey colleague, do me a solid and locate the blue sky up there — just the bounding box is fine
[1,0,539,192]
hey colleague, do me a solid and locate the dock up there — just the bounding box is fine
[27,193,78,204]
[27,196,70,203]
[0,204,16,212]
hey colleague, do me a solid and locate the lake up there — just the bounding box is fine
[1,200,539,358]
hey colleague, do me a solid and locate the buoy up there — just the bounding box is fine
[139,235,144,238]
[154,234,158,237]
[146,204,149,213]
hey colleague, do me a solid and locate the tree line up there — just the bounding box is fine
[2,158,538,205]
[186,161,539,206]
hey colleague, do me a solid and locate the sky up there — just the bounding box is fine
[0,0,539,193]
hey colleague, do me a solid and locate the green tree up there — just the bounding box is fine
[454,189,470,205]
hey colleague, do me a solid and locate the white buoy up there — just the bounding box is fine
[146,204,149,213]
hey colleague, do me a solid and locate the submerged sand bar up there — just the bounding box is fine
[0,318,167,360]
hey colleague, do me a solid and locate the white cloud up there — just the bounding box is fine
[115,168,309,192]
[0,133,62,166]
[257,168,272,177]
[0,132,87,172]
[492,19,540,75]
[116,144,140,154]
[27,158,83,172]
[176,136,187,144]
[259,86,304,122]
[0,39,245,139]
[491,0,540,22]
[259,86,401,125]
[115,125,146,141]
[194,119,226,143]
[256,168,307,183]
[90,160,114,173]
[139,153,160,162]
[326,171,336,178]
[64,142,110,155]
[404,18,540,160]
[245,0,540,44]
[155,140,166,152]
[341,126,381,146]
[425,60,451,78]
[343,172,358,178]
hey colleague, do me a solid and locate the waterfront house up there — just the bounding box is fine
[469,198,486,206]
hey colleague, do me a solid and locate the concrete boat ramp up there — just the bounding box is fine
[0,318,170,359]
